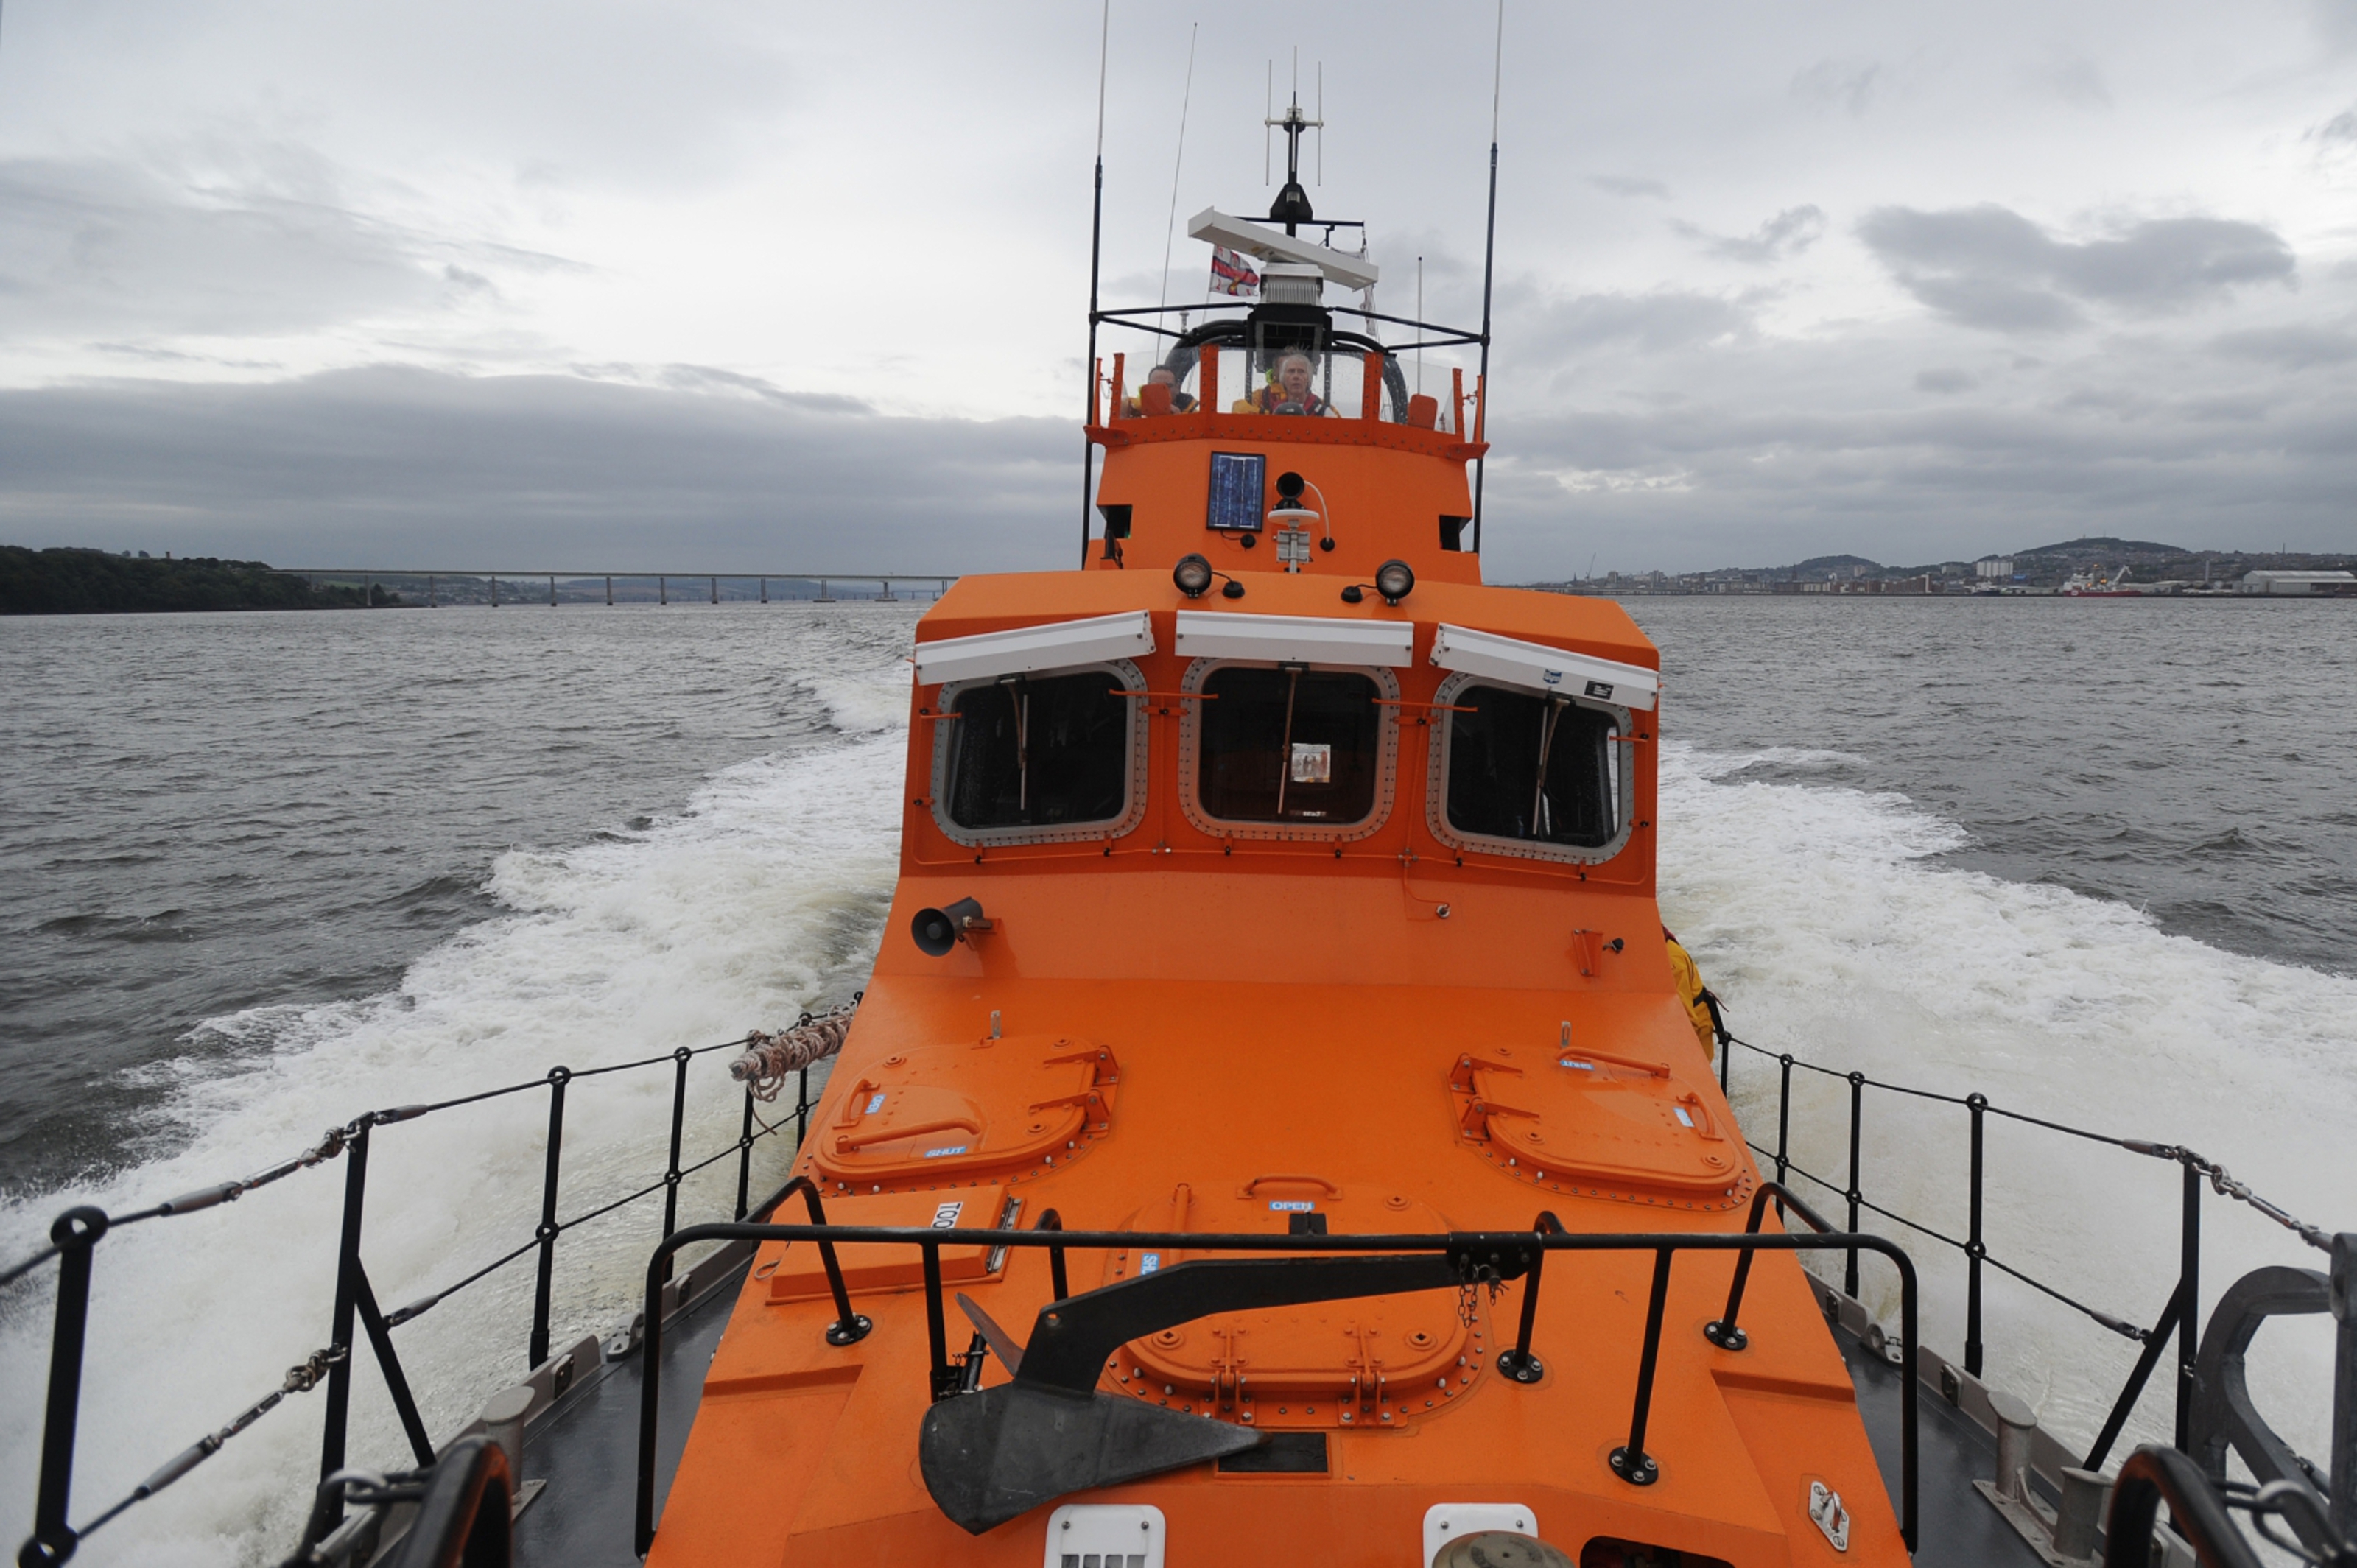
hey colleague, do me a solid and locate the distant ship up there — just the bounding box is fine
[2062,566,2158,597]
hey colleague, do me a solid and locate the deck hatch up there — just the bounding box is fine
[811,1034,1119,1187]
[1103,1182,1477,1427]
[1447,1046,1750,1209]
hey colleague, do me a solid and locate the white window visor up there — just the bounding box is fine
[1430,623,1659,711]
[1174,611,1415,667]
[913,611,1156,686]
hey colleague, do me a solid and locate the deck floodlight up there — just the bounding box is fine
[1174,554,1215,598]
[1374,560,1416,605]
[912,896,986,957]
[1276,471,1307,503]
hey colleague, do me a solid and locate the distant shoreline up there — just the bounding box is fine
[1,547,401,614]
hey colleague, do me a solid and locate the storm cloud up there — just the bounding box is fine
[1677,205,1827,266]
[0,368,1074,571]
[0,2,2352,576]
[1859,205,2297,331]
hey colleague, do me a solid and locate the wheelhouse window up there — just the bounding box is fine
[1442,683,1625,851]
[1197,665,1383,825]
[941,668,1134,834]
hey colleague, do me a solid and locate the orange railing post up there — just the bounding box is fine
[1110,353,1126,421]
[1091,359,1103,426]
[1361,351,1382,422]
[1199,342,1218,413]
[1452,367,1465,437]
[1474,373,1486,443]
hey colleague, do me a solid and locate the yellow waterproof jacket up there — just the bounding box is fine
[1664,931,1718,1061]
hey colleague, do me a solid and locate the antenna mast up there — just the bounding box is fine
[1472,0,1503,555]
[1081,0,1110,568]
[1158,24,1198,317]
[1263,53,1323,238]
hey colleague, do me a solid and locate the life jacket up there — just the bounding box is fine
[1662,927,1721,1062]
[1248,382,1329,416]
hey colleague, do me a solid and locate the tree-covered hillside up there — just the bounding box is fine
[0,548,402,614]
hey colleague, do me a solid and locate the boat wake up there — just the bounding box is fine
[0,667,912,1566]
[4,689,2348,1564]
[1660,739,2356,1469]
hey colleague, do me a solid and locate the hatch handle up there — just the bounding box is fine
[832,1114,984,1153]
[1558,1050,1671,1080]
[1237,1174,1341,1200]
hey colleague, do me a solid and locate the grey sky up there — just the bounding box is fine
[1,1,2353,575]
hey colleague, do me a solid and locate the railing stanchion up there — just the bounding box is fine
[24,1206,107,1567]
[1966,1092,1987,1377]
[796,1066,809,1147]
[734,1088,756,1222]
[352,1265,435,1468]
[773,1178,868,1346]
[1893,1239,1922,1553]
[1844,1071,1864,1298]
[320,1119,371,1486]
[529,1068,571,1371]
[2177,1156,2201,1452]
[1774,1053,1793,1188]
[922,1242,956,1402]
[1038,1209,1069,1301]
[659,1047,690,1282]
[1609,1248,1675,1485]
[1497,1212,1561,1382]
[1710,1180,1838,1349]
[2082,1276,2188,1472]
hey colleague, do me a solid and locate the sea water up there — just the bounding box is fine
[0,597,2350,1563]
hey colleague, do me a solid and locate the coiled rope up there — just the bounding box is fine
[729,994,860,1102]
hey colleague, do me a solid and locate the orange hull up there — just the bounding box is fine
[648,410,1908,1566]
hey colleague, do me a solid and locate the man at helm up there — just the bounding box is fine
[1234,349,1335,416]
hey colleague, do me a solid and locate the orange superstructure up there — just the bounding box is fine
[646,116,1906,1568]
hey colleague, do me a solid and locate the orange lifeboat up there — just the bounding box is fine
[642,94,1909,1568]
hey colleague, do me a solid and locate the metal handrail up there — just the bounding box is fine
[1719,1030,2337,1469]
[2104,1444,2266,1568]
[633,1220,1921,1555]
[7,1030,823,1566]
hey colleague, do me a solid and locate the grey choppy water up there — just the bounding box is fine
[0,604,924,1195]
[0,592,2352,1566]
[1626,596,2357,976]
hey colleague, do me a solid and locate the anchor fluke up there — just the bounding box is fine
[918,1385,1260,1534]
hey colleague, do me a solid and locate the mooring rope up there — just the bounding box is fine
[730,995,861,1103]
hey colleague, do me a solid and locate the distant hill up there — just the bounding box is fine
[2015,536,2190,558]
[1786,553,1883,577]
[0,547,401,614]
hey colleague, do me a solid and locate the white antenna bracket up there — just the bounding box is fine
[1187,208,1378,289]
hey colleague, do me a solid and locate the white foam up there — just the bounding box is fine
[1660,739,2357,1463]
[9,675,2350,1560]
[0,692,912,1562]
